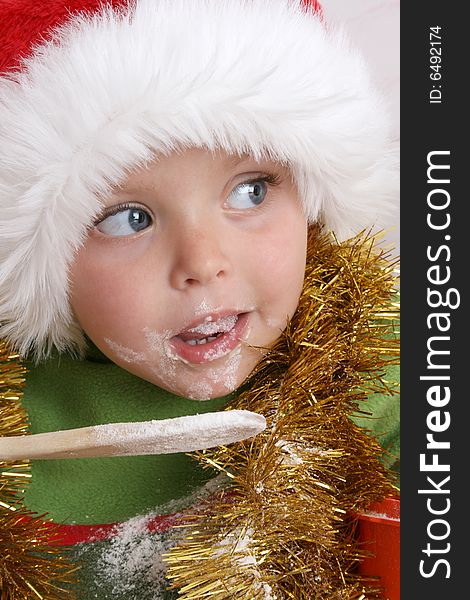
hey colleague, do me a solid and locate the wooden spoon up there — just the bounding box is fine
[0,410,266,460]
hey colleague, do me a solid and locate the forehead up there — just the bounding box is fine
[122,147,290,189]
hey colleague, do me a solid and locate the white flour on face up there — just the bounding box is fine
[143,327,180,388]
[187,346,242,400]
[186,378,215,400]
[133,297,254,399]
[139,324,243,400]
[265,315,286,331]
[194,299,220,316]
[214,345,242,392]
[104,338,147,364]
[143,327,174,357]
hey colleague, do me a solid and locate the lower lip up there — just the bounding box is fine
[170,313,249,365]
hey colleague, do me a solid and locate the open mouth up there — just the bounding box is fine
[170,312,249,364]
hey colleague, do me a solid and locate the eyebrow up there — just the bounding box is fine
[224,153,252,168]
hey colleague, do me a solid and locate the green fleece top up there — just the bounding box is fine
[22,348,399,525]
[352,362,400,479]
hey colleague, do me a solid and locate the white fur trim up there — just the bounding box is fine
[0,0,398,357]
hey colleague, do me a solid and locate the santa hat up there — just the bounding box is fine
[0,0,398,358]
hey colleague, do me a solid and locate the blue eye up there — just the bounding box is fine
[227,179,267,209]
[96,206,152,236]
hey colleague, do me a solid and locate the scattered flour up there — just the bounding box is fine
[255,481,264,494]
[215,527,278,600]
[107,517,165,582]
[275,441,338,465]
[81,477,230,598]
[194,299,221,316]
[275,440,303,465]
[80,512,177,599]
[361,510,399,522]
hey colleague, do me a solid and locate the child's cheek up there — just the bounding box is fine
[69,241,151,349]
[253,213,307,319]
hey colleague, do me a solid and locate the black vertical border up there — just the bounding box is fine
[401,2,466,598]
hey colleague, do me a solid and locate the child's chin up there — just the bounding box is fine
[140,350,260,400]
[178,379,240,402]
[161,372,245,402]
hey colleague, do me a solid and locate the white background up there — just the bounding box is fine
[321,0,400,250]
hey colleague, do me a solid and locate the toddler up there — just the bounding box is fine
[0,1,399,598]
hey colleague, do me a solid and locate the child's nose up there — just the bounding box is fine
[169,226,232,290]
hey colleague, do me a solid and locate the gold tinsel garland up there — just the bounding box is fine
[165,230,399,599]
[0,342,77,599]
[0,230,399,599]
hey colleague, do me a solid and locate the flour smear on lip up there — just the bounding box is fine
[101,305,250,398]
[186,314,238,335]
[180,314,239,346]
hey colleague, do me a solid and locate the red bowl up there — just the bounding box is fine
[357,497,400,599]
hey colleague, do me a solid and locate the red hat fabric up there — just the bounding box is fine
[0,0,128,72]
[0,0,322,73]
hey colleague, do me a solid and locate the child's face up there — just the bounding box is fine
[70,148,307,399]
